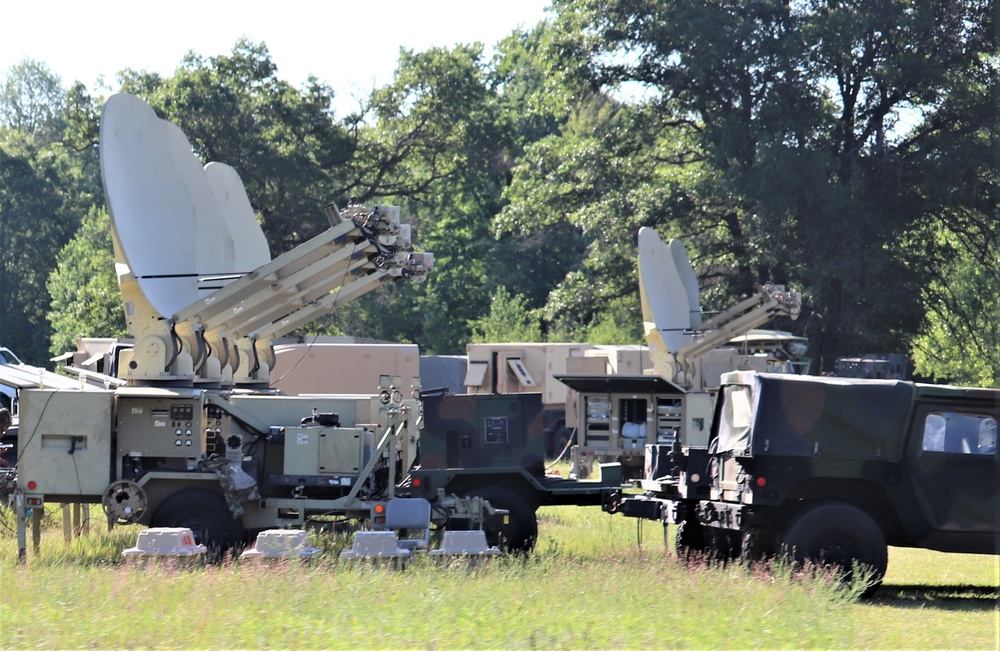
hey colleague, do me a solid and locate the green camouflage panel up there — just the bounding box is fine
[198,457,261,518]
[419,393,546,476]
[747,373,915,462]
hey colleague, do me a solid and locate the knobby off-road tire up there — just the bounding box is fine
[707,528,741,563]
[781,502,888,597]
[467,485,538,553]
[151,488,245,561]
[674,519,707,562]
[740,530,776,565]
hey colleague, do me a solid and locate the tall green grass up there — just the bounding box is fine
[0,503,996,649]
[1,552,860,649]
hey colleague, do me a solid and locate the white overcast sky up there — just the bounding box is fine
[0,1,552,116]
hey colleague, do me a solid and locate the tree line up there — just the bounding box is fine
[0,0,996,386]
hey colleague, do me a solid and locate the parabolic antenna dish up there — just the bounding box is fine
[204,162,270,273]
[638,227,698,354]
[100,93,268,317]
[668,237,702,328]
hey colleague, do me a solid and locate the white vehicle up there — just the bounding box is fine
[0,347,22,412]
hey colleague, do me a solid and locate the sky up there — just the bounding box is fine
[0,1,552,115]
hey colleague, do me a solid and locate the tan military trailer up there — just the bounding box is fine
[0,93,453,559]
[464,342,652,458]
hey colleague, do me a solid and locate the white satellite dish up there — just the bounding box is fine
[638,227,699,354]
[100,93,267,317]
[204,162,270,272]
[99,93,431,386]
[101,94,199,316]
[160,120,236,290]
[668,237,702,328]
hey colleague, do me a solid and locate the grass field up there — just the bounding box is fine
[0,503,997,649]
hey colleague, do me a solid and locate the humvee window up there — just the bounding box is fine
[921,412,997,455]
[978,418,997,454]
[719,385,752,452]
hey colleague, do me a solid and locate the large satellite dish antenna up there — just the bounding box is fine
[99,93,432,387]
[638,227,699,354]
[100,93,267,317]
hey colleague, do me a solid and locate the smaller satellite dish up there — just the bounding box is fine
[638,227,698,354]
[204,162,270,272]
[668,237,702,328]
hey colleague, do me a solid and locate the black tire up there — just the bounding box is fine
[466,485,538,553]
[740,530,776,565]
[151,488,244,560]
[674,519,707,561]
[707,528,740,563]
[781,502,887,596]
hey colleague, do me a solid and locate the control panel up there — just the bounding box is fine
[204,403,237,461]
[116,389,215,467]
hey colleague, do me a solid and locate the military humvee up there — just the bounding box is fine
[618,371,999,594]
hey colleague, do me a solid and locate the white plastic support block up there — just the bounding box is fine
[339,531,411,560]
[122,527,207,558]
[241,529,321,559]
[430,530,501,557]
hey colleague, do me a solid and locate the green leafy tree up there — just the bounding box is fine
[322,44,521,353]
[46,207,128,357]
[910,231,999,387]
[332,32,602,351]
[582,295,644,345]
[470,286,543,343]
[506,0,997,369]
[0,58,66,142]
[0,60,103,364]
[904,76,998,386]
[489,21,587,149]
[0,145,80,363]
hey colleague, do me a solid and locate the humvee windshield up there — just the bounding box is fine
[718,384,752,452]
[921,412,998,455]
